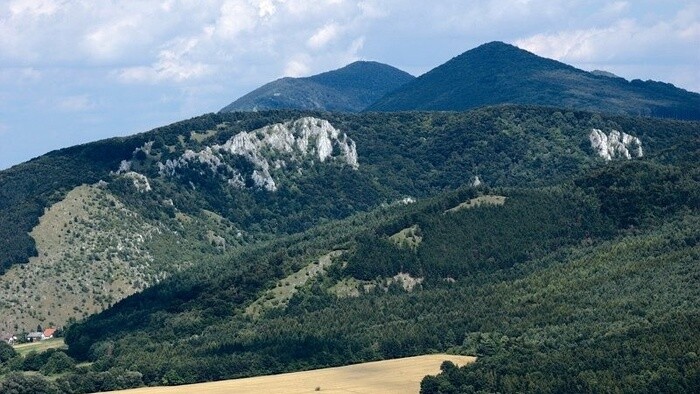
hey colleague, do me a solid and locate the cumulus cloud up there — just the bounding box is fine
[308,23,341,49]
[118,37,213,83]
[513,2,700,91]
[84,16,143,61]
[8,0,60,17]
[284,56,311,77]
[516,14,700,65]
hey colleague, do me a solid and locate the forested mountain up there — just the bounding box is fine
[3,157,697,393]
[1,103,698,392]
[367,41,700,120]
[219,61,414,113]
[1,106,698,333]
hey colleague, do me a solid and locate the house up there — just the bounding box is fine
[26,332,43,342]
[42,327,57,340]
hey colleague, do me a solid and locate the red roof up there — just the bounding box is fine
[43,328,57,337]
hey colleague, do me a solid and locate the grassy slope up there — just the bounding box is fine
[13,339,67,357]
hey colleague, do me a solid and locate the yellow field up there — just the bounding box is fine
[107,354,475,394]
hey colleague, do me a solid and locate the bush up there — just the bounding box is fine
[0,372,59,394]
[0,341,18,363]
[40,351,75,375]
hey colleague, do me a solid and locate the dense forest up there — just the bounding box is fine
[220,61,415,112]
[367,42,700,120]
[0,105,698,393]
[2,105,696,274]
[2,157,698,393]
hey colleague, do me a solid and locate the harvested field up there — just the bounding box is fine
[107,354,475,393]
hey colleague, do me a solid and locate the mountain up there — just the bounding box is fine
[60,160,700,393]
[0,106,698,392]
[367,41,700,120]
[3,106,697,333]
[220,61,414,113]
[0,107,698,331]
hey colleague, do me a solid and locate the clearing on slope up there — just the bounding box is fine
[445,195,506,213]
[245,251,343,316]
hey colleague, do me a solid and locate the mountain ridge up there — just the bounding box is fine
[1,105,698,332]
[366,41,700,120]
[220,61,414,113]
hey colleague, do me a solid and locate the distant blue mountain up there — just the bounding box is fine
[367,41,700,120]
[220,61,414,113]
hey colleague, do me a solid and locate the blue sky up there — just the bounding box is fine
[1,0,698,169]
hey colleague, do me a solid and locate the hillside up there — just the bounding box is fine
[0,104,697,392]
[1,157,695,393]
[0,107,698,334]
[220,61,414,113]
[367,41,700,120]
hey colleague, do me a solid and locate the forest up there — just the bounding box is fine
[2,105,697,273]
[1,157,698,393]
[0,106,698,393]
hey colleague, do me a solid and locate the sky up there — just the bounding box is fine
[1,0,698,170]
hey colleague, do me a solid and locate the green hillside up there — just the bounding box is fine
[8,159,691,393]
[220,61,414,112]
[367,42,700,120]
[3,106,694,276]
[0,105,698,392]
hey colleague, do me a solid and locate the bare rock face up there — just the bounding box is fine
[159,117,358,191]
[113,160,152,192]
[589,129,643,161]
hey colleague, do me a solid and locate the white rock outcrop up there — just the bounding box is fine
[589,129,643,161]
[123,171,152,192]
[159,117,359,191]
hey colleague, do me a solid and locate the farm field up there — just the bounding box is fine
[107,354,475,393]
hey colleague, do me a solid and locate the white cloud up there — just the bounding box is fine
[308,23,341,49]
[215,0,260,38]
[117,37,213,83]
[284,55,311,77]
[256,0,278,18]
[358,1,386,18]
[516,10,700,65]
[0,67,41,83]
[9,0,59,17]
[84,16,143,61]
[600,1,629,17]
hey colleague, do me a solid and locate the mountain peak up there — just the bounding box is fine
[366,42,700,119]
[220,61,414,113]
